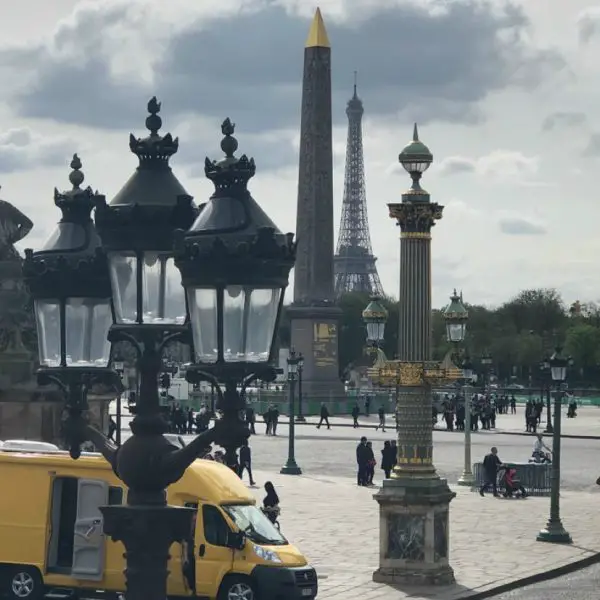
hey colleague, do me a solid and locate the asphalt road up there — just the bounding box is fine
[175,424,600,492]
[491,562,600,599]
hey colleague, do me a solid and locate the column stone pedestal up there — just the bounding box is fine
[373,476,455,586]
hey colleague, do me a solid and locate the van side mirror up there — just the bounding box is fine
[226,531,245,551]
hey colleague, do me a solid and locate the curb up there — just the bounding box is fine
[456,550,600,599]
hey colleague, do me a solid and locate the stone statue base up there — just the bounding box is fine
[373,476,456,586]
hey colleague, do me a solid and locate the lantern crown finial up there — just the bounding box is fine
[53,154,101,222]
[128,97,179,166]
[204,119,256,190]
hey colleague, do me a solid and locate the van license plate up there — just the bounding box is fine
[301,588,314,597]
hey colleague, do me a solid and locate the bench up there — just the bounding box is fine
[473,461,551,496]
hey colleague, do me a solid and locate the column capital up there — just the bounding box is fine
[388,202,443,234]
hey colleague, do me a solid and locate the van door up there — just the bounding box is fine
[71,478,109,581]
[196,504,234,598]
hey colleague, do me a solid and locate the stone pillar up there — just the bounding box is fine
[373,144,455,585]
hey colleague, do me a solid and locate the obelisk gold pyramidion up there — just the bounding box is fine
[289,8,343,400]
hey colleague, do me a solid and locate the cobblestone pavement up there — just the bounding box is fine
[491,561,600,599]
[249,470,600,599]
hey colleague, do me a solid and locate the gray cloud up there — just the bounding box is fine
[3,1,564,134]
[498,217,546,235]
[541,111,587,131]
[578,8,600,44]
[583,133,600,157]
[0,128,74,174]
[438,156,476,176]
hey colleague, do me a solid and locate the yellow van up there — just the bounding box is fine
[0,445,317,600]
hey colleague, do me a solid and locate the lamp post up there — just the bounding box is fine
[281,350,302,475]
[540,356,553,433]
[481,352,492,391]
[113,358,125,446]
[442,290,472,486]
[373,126,455,587]
[362,296,388,349]
[26,102,296,600]
[537,346,571,544]
[296,352,306,422]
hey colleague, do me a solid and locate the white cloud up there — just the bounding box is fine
[439,150,540,182]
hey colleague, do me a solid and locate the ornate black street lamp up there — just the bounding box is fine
[23,154,122,458]
[443,290,473,486]
[174,117,296,470]
[540,356,553,433]
[537,346,572,544]
[296,352,306,422]
[26,101,295,600]
[280,349,302,475]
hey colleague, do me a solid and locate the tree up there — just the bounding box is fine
[498,288,566,335]
[564,324,600,374]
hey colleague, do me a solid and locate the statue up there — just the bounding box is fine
[0,193,33,261]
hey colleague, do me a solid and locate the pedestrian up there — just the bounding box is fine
[365,395,371,417]
[316,403,331,429]
[187,407,195,434]
[245,405,256,435]
[107,416,117,442]
[479,446,503,497]
[375,405,386,432]
[356,436,369,486]
[510,395,516,414]
[381,440,395,479]
[352,403,360,428]
[366,441,376,485]
[271,405,279,435]
[263,407,273,435]
[238,439,256,486]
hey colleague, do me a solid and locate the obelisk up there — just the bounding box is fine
[289,8,343,402]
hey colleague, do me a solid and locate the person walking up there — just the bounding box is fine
[479,446,503,497]
[238,439,256,486]
[375,405,386,432]
[352,403,360,428]
[317,403,331,429]
[245,405,256,435]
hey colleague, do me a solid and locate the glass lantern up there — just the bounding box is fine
[362,297,388,346]
[443,290,468,344]
[549,348,568,383]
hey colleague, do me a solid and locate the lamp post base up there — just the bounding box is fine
[537,520,572,544]
[456,471,474,487]
[280,460,303,475]
[544,424,554,434]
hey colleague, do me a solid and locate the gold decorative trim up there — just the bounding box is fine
[401,232,431,239]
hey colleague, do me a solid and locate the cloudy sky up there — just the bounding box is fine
[2,0,598,309]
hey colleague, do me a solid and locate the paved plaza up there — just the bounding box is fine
[249,469,600,599]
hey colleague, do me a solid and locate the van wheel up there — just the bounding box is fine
[218,576,256,600]
[7,567,42,600]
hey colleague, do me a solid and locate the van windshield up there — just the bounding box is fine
[223,504,287,546]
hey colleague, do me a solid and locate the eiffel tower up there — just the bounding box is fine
[334,77,384,297]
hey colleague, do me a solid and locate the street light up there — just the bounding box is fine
[442,290,473,486]
[23,154,122,458]
[26,101,295,600]
[481,352,492,390]
[296,352,306,422]
[175,117,296,469]
[540,356,553,433]
[537,346,572,544]
[281,349,302,475]
[362,296,388,347]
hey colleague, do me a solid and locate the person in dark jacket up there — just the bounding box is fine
[352,404,360,428]
[381,440,395,479]
[317,403,331,429]
[365,441,376,485]
[356,436,369,485]
[375,405,386,432]
[238,439,256,486]
[479,446,503,497]
[245,406,256,435]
